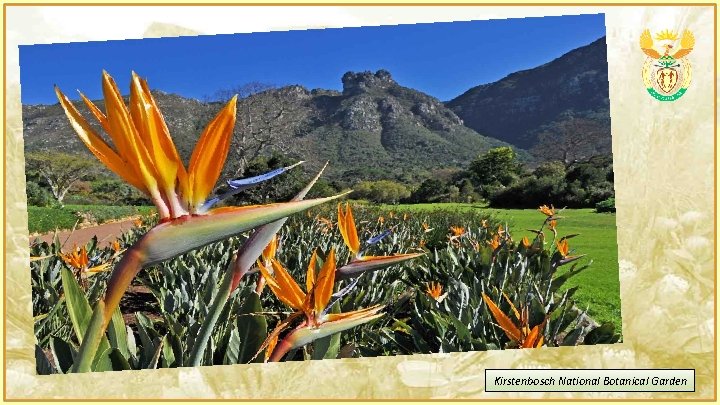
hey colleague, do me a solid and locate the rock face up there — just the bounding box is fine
[446,37,610,150]
[22,70,507,183]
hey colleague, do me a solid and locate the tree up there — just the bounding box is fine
[468,146,522,197]
[25,152,99,206]
[351,180,411,204]
[208,82,304,178]
[531,116,610,166]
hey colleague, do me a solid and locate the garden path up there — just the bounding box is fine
[28,218,140,249]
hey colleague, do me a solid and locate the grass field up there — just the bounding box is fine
[379,202,621,328]
[27,205,155,234]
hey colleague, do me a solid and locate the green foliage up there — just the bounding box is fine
[27,205,155,234]
[351,180,411,204]
[489,155,614,208]
[595,197,616,213]
[406,177,481,204]
[25,181,54,207]
[32,202,620,374]
[468,146,523,197]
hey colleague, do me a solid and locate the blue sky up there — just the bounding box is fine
[20,14,605,105]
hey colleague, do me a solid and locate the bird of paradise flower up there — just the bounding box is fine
[54,71,346,372]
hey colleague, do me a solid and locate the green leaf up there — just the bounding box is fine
[223,328,241,365]
[107,306,130,359]
[50,336,76,373]
[583,322,620,345]
[35,345,56,375]
[60,268,112,371]
[135,312,159,369]
[91,346,113,372]
[161,336,176,368]
[236,293,267,364]
[109,348,131,371]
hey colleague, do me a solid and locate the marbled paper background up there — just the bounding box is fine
[3,4,715,400]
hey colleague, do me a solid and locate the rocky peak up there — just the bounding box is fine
[341,69,396,95]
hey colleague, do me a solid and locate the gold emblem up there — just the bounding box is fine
[640,28,694,101]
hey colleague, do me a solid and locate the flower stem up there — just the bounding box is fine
[187,263,234,367]
[71,239,147,373]
[268,336,294,362]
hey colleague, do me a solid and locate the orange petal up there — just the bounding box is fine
[257,260,301,309]
[129,72,186,196]
[324,304,385,323]
[337,203,360,255]
[187,95,237,209]
[522,320,547,349]
[305,249,318,293]
[101,71,161,198]
[482,293,522,342]
[502,292,521,321]
[344,203,360,255]
[269,259,306,310]
[79,92,111,135]
[313,248,336,314]
[54,86,147,194]
[262,234,278,263]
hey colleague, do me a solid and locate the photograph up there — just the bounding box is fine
[21,13,622,375]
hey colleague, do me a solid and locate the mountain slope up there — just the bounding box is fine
[22,70,511,184]
[446,37,610,150]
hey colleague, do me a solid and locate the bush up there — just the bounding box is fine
[351,180,411,204]
[25,181,54,207]
[489,155,615,209]
[595,197,616,213]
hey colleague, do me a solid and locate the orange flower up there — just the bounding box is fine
[61,245,89,270]
[539,204,556,217]
[450,226,465,237]
[419,239,426,248]
[425,282,447,303]
[520,236,531,248]
[403,213,409,221]
[133,218,143,227]
[422,222,433,233]
[481,219,489,228]
[549,219,557,231]
[60,245,110,274]
[487,234,501,250]
[257,250,385,361]
[55,71,238,220]
[378,216,385,225]
[482,293,546,349]
[556,239,569,257]
[111,240,121,253]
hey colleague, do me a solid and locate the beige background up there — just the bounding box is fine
[3,4,715,400]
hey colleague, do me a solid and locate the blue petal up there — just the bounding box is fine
[228,165,290,190]
[366,229,392,245]
[200,161,304,211]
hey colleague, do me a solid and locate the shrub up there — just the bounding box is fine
[25,181,54,207]
[596,197,616,213]
[351,180,411,204]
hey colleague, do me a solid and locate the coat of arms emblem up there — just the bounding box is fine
[640,29,694,101]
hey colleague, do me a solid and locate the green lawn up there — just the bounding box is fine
[382,202,621,328]
[27,205,155,234]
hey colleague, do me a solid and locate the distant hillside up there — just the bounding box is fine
[23,70,510,184]
[446,37,611,152]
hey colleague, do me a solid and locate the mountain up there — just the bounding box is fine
[22,70,510,184]
[446,37,611,151]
